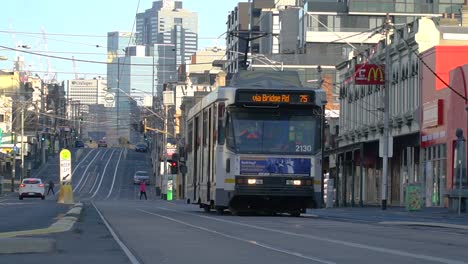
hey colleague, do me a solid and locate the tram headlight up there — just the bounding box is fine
[286,180,302,186]
[247,179,263,185]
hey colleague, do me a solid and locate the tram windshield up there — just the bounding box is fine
[227,109,321,154]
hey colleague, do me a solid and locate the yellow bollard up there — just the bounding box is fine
[57,184,74,204]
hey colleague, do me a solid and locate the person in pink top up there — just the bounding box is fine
[139,181,147,200]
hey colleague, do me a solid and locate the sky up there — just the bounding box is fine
[0,0,241,81]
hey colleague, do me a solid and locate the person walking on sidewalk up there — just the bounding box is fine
[139,181,147,200]
[47,180,55,195]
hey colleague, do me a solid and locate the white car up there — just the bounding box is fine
[19,178,45,200]
[134,171,150,185]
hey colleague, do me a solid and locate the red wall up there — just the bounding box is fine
[421,46,468,190]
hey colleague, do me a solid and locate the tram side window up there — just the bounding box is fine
[218,118,225,145]
[226,114,235,149]
[217,104,225,145]
[203,110,208,146]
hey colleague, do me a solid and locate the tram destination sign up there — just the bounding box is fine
[236,90,315,105]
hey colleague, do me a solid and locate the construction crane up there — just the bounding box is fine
[41,27,53,83]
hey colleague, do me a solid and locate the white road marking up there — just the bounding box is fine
[138,209,335,264]
[91,150,116,198]
[88,172,101,194]
[73,151,102,192]
[72,148,96,175]
[157,206,467,264]
[100,149,109,160]
[77,166,99,193]
[105,150,123,199]
[92,202,140,264]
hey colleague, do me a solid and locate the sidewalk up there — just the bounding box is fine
[308,206,468,229]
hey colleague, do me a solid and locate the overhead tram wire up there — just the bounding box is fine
[0,45,214,66]
[0,30,221,40]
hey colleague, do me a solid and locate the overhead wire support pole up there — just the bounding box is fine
[382,14,392,210]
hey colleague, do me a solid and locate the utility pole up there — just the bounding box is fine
[164,104,168,180]
[41,82,46,165]
[162,89,174,198]
[11,133,16,192]
[456,129,465,216]
[382,14,392,210]
[116,61,120,143]
[20,106,25,181]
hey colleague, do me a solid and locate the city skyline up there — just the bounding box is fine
[0,0,240,81]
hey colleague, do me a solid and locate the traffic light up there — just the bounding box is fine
[169,161,178,174]
[41,134,46,142]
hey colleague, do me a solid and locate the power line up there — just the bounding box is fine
[0,30,222,40]
[0,30,107,38]
[400,37,467,101]
[327,26,384,44]
[0,45,214,66]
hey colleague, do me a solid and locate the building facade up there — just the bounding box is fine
[334,13,468,208]
[136,0,198,93]
[67,79,108,113]
[226,2,250,74]
[420,46,468,209]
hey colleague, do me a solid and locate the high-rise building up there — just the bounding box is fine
[107,31,136,90]
[66,78,108,113]
[107,31,137,144]
[136,0,198,93]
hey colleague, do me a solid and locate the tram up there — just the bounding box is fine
[185,71,326,216]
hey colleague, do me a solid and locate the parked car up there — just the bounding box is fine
[75,140,85,148]
[98,140,107,148]
[19,178,45,200]
[133,171,150,185]
[135,143,148,152]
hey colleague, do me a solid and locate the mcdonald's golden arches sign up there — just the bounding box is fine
[354,64,385,85]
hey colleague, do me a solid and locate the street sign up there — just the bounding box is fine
[163,91,174,106]
[58,149,74,204]
[379,136,393,158]
[105,93,115,103]
[59,149,72,184]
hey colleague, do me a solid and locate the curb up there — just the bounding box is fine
[379,221,468,230]
[0,202,83,254]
